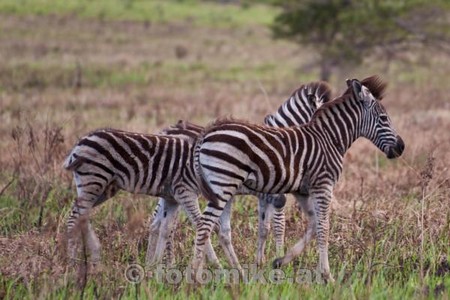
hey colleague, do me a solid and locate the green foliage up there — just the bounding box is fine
[272,0,450,79]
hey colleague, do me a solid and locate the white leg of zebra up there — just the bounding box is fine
[257,197,273,266]
[256,193,286,265]
[217,199,243,274]
[150,199,180,266]
[67,196,99,264]
[145,198,165,265]
[84,222,101,265]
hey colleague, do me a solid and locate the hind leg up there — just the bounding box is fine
[174,188,222,269]
[67,197,96,263]
[217,198,241,271]
[145,198,165,266]
[191,189,242,280]
[149,198,179,266]
[67,172,114,265]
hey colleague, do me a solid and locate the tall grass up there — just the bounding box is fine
[0,1,449,299]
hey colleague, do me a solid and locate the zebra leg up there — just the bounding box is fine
[217,198,243,274]
[145,198,164,266]
[150,198,179,266]
[313,187,334,283]
[162,222,177,267]
[272,195,286,258]
[67,197,96,264]
[256,195,272,266]
[85,222,101,265]
[270,194,286,258]
[272,193,315,268]
[175,188,222,269]
[191,194,239,280]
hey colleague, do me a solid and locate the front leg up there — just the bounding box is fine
[313,187,334,283]
[256,195,272,266]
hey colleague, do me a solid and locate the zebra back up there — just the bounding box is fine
[64,128,194,196]
[158,120,203,139]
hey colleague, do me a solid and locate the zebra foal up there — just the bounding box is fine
[147,81,332,266]
[63,129,222,268]
[191,76,405,282]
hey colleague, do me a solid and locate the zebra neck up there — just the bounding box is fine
[311,100,363,156]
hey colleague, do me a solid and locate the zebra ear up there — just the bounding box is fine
[346,79,352,87]
[351,79,363,100]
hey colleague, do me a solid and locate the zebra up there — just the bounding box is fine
[63,128,224,269]
[146,81,332,266]
[64,81,331,271]
[190,76,405,282]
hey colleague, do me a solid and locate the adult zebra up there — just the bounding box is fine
[191,76,405,282]
[148,81,332,266]
[64,81,331,270]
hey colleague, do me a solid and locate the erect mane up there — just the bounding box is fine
[360,75,387,100]
[340,75,387,100]
[311,75,387,123]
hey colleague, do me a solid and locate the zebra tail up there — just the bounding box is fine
[63,148,85,171]
[193,137,220,208]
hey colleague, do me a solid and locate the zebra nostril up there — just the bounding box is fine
[396,135,405,153]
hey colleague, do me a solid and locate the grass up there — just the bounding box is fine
[0,0,277,28]
[0,1,449,299]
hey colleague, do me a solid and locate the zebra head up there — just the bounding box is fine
[349,77,405,159]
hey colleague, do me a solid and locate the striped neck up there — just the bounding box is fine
[311,96,364,156]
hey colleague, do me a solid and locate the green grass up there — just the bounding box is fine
[0,0,277,28]
[1,189,449,299]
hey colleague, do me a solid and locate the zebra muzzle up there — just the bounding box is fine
[387,135,405,159]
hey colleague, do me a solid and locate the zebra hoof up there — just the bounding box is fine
[272,257,283,269]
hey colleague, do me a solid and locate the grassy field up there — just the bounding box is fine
[0,1,449,299]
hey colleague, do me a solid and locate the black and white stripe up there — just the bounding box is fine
[147,82,332,266]
[191,76,405,282]
[64,128,223,267]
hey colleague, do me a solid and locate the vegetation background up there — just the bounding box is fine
[0,0,449,298]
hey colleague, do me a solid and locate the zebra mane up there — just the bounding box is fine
[159,119,203,134]
[311,75,387,123]
[344,75,387,100]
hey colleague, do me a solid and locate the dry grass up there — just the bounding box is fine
[0,8,449,299]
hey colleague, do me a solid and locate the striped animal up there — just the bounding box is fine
[191,76,405,282]
[64,81,331,270]
[64,129,222,268]
[147,81,332,266]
